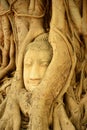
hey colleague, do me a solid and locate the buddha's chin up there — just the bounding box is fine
[25,84,39,92]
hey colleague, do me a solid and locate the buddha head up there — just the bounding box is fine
[23,33,53,92]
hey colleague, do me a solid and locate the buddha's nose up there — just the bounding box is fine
[29,63,41,81]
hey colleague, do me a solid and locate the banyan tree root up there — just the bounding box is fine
[21,112,29,129]
[0,17,3,45]
[50,0,65,33]
[80,94,87,125]
[0,18,3,66]
[0,98,7,118]
[0,86,32,130]
[1,15,11,67]
[0,34,16,80]
[53,100,75,130]
[65,93,81,130]
[82,0,87,59]
[13,0,29,52]
[0,95,21,130]
[67,0,82,34]
[0,2,16,79]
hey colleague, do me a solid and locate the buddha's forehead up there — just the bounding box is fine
[24,33,53,62]
[24,49,52,62]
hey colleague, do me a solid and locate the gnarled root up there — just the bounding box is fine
[21,112,29,130]
[0,98,7,118]
[0,34,16,80]
[17,88,31,116]
[53,100,75,130]
[80,94,87,126]
[0,96,21,130]
[65,93,81,130]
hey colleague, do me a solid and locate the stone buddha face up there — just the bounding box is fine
[23,34,53,92]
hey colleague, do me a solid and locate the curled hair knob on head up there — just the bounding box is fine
[25,33,53,53]
[35,33,49,42]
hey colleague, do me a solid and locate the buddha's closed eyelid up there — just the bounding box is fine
[24,60,33,66]
[40,61,50,66]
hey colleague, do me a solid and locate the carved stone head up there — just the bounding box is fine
[23,33,53,91]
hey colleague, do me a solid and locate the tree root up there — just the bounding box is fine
[68,0,81,34]
[0,96,21,130]
[17,88,31,116]
[0,98,7,118]
[77,60,86,101]
[0,85,32,130]
[21,113,29,130]
[53,101,75,130]
[0,34,16,80]
[1,15,11,67]
[80,94,87,125]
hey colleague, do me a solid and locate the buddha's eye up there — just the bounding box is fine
[40,61,49,67]
[25,61,32,67]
